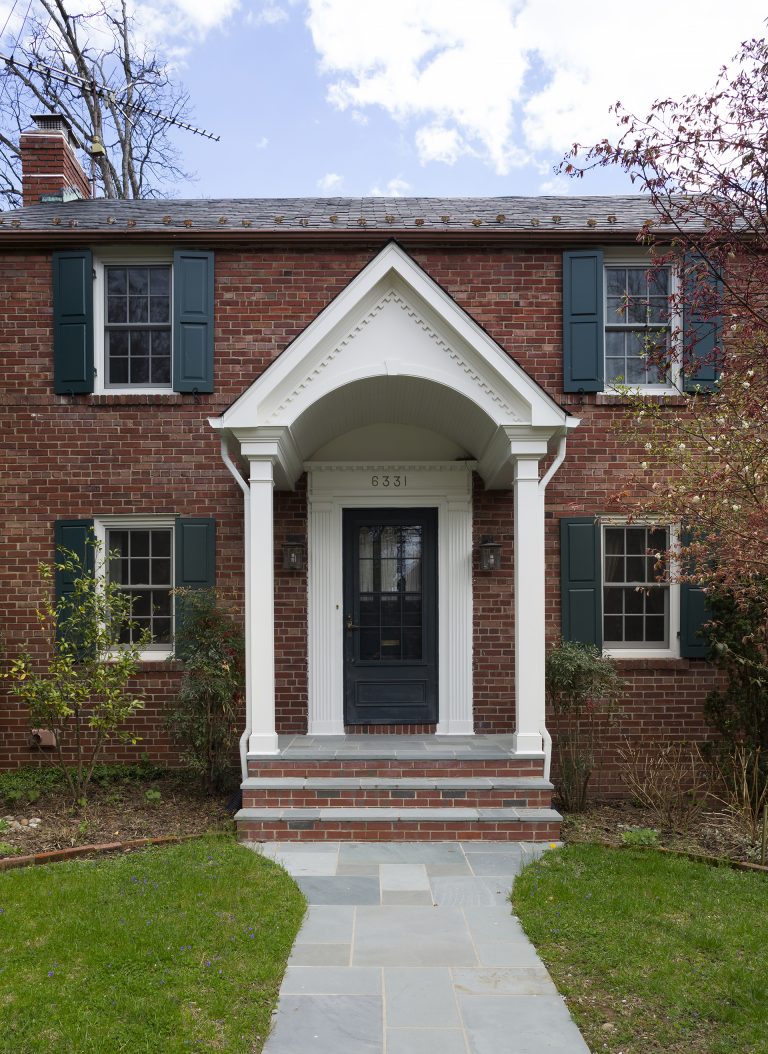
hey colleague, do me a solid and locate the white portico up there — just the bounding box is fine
[210,242,576,767]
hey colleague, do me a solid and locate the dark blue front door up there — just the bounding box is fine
[343,508,438,725]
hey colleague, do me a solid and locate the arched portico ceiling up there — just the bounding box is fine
[210,241,574,488]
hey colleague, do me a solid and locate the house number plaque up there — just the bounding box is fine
[370,474,406,488]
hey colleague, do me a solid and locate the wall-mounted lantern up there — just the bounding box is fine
[282,535,306,571]
[478,534,502,571]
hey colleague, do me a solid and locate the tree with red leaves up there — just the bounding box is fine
[563,34,768,610]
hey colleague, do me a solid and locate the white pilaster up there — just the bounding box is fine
[246,458,279,755]
[513,456,546,754]
[307,499,345,734]
[436,498,474,734]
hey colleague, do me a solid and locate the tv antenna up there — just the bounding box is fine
[0,51,220,141]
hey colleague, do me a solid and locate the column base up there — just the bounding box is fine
[435,720,475,735]
[247,731,280,755]
[512,730,544,755]
[308,720,346,735]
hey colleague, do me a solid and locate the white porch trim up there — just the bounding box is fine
[306,462,474,736]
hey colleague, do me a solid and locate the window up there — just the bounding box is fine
[106,526,174,648]
[604,265,673,389]
[94,516,177,658]
[603,524,669,650]
[94,250,173,393]
[105,265,172,388]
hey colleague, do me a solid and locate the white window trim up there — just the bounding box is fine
[602,247,682,396]
[94,515,176,661]
[600,518,680,660]
[93,247,174,396]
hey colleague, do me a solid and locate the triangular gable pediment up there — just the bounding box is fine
[215,241,567,434]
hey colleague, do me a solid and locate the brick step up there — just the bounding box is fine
[235,806,561,843]
[241,776,553,809]
[247,758,545,779]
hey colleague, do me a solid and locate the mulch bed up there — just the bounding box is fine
[0,771,233,859]
[561,799,764,865]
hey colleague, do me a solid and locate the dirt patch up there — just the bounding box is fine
[561,799,763,864]
[0,772,233,858]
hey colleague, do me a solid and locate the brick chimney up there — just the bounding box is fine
[20,114,91,206]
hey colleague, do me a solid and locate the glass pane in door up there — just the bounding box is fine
[357,524,423,661]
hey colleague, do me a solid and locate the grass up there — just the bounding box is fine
[0,834,306,1053]
[513,844,768,1054]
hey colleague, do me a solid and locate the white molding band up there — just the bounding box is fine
[307,462,474,736]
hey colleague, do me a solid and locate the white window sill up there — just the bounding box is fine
[105,648,174,663]
[603,648,680,660]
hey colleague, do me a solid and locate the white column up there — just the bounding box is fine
[307,499,344,734]
[246,458,279,755]
[437,497,474,734]
[513,456,545,754]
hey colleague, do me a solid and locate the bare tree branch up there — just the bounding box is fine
[0,0,194,207]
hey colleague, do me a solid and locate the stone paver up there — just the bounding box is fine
[248,840,591,1054]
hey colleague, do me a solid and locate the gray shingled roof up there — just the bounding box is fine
[0,195,668,238]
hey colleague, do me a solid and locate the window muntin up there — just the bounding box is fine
[603,525,669,648]
[105,265,172,388]
[106,527,173,647]
[605,265,672,388]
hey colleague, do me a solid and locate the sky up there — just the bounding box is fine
[3,0,766,199]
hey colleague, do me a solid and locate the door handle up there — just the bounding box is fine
[346,616,361,631]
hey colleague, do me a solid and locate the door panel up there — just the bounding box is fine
[343,508,438,725]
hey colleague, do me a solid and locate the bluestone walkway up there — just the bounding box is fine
[249,840,591,1054]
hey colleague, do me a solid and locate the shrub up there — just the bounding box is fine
[166,589,244,792]
[618,739,712,831]
[703,589,768,753]
[546,639,624,812]
[4,540,147,803]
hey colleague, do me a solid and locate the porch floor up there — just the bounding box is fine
[264,734,531,761]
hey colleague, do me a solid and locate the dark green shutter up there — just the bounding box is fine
[54,519,94,646]
[175,517,216,590]
[53,250,93,394]
[683,254,722,393]
[563,250,604,393]
[173,250,214,393]
[174,518,216,656]
[560,517,602,646]
[680,583,711,658]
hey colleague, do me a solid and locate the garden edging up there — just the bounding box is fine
[0,831,226,871]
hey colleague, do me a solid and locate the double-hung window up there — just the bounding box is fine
[106,524,174,649]
[105,264,172,388]
[602,523,672,652]
[604,263,676,390]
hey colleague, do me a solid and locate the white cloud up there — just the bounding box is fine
[305,0,763,176]
[317,171,343,191]
[414,124,466,167]
[254,136,269,149]
[369,176,411,197]
[245,2,289,26]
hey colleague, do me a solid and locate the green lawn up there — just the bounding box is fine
[0,835,305,1053]
[513,845,768,1054]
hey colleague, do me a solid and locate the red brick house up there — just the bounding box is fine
[0,116,719,840]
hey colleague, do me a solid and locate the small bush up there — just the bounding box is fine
[618,739,712,832]
[167,589,244,792]
[546,639,624,812]
[0,842,22,856]
[621,827,660,847]
[144,788,162,804]
[713,745,768,842]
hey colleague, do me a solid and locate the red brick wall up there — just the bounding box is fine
[20,130,91,204]
[0,242,721,793]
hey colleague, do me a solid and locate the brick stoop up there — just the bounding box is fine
[235,735,560,842]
